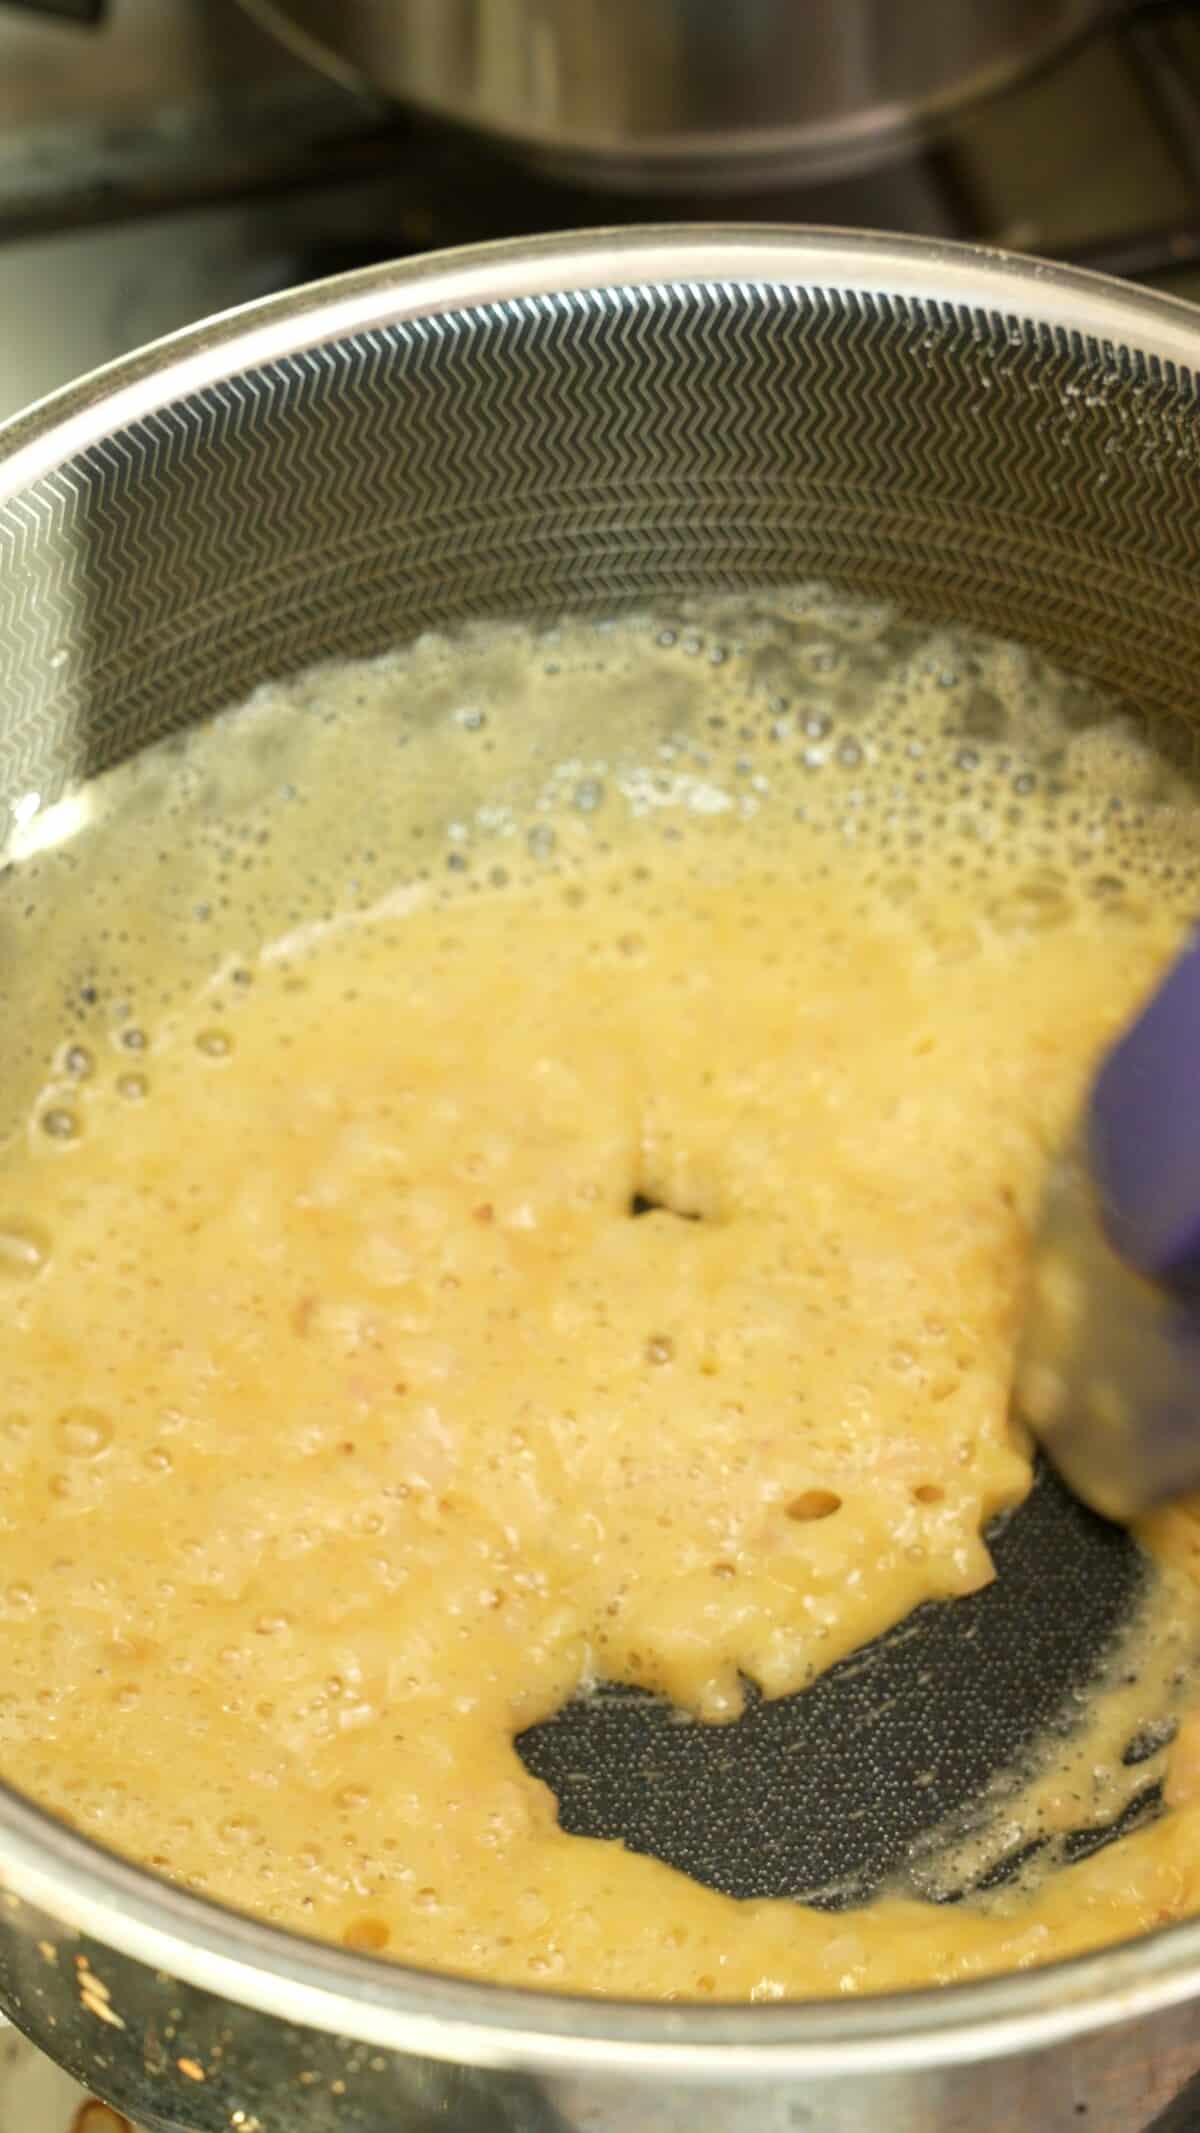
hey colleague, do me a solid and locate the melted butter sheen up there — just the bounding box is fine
[5,595,1200,1999]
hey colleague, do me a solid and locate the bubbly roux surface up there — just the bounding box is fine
[4,592,1200,1998]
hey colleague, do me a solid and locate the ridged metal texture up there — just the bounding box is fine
[3,271,1200,830]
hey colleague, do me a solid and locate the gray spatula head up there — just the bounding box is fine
[1017,931,1200,1522]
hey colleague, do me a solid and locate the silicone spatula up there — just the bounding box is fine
[1017,932,1200,1522]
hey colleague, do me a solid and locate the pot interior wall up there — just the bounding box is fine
[2,277,1200,832]
[2,267,1200,1135]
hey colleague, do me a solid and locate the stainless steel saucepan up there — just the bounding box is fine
[238,0,1107,190]
[2,228,1200,2133]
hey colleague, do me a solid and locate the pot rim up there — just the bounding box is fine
[2,224,1200,2075]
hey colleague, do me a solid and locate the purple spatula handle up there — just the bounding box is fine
[1088,930,1200,1289]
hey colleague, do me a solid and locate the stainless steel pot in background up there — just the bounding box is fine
[4,229,1200,2133]
[238,0,1108,189]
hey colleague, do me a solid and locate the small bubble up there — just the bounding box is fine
[805,712,832,739]
[119,1027,147,1051]
[0,1219,51,1279]
[117,1074,148,1102]
[254,1613,291,1637]
[656,629,677,648]
[645,1334,675,1366]
[195,1029,232,1057]
[573,778,605,813]
[836,739,864,769]
[62,1045,94,1079]
[56,1408,113,1458]
[786,1489,842,1522]
[527,825,556,861]
[41,1108,79,1142]
[452,705,487,731]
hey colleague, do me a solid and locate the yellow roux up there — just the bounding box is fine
[4,594,1200,1999]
